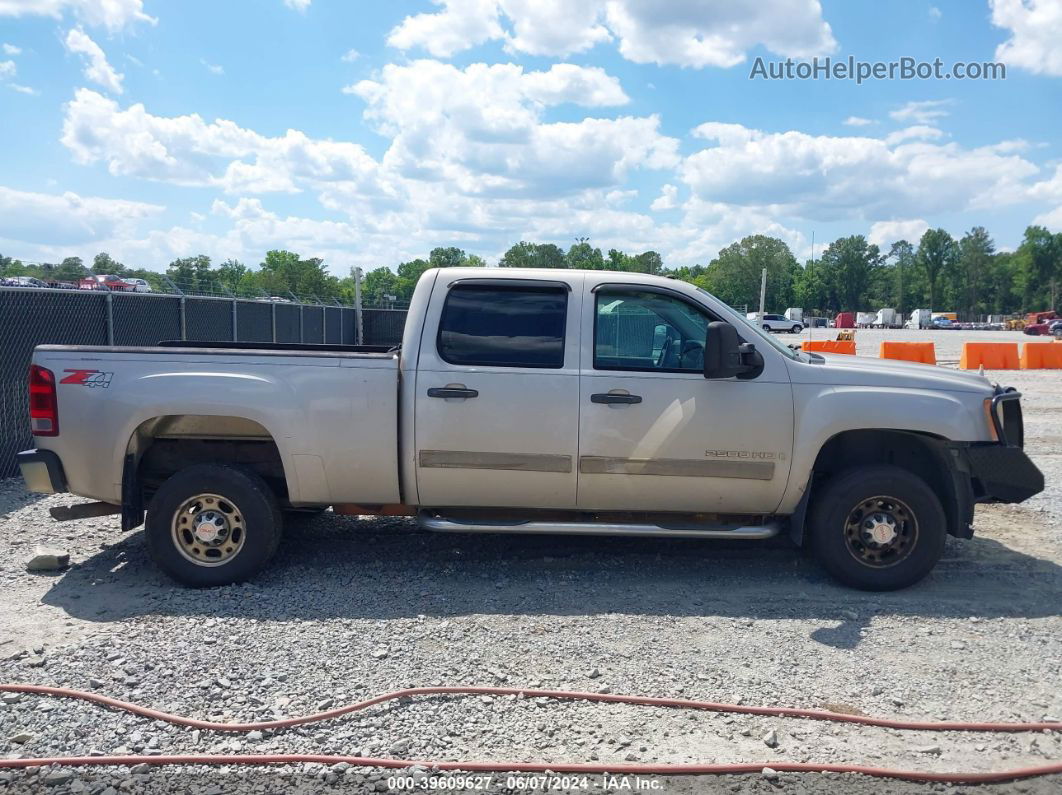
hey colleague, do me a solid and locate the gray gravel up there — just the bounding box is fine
[0,332,1060,793]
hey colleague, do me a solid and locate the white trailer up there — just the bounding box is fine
[905,309,932,329]
[784,308,803,323]
[874,308,899,328]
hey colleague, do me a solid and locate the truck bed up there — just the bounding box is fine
[31,344,402,507]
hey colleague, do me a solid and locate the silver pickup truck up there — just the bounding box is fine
[18,268,1043,590]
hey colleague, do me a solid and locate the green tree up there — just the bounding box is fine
[702,235,798,311]
[566,242,604,270]
[956,227,994,317]
[362,266,400,305]
[93,252,125,274]
[1014,225,1062,311]
[632,251,663,274]
[499,242,567,269]
[166,255,220,295]
[916,228,957,311]
[818,236,885,312]
[217,259,251,296]
[53,256,88,281]
[257,250,340,300]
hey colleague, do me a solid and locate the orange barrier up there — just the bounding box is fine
[802,339,857,355]
[1021,342,1062,369]
[879,341,936,365]
[959,342,1019,370]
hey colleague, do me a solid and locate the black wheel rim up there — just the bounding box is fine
[843,496,918,568]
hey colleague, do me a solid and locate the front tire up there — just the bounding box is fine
[808,465,946,591]
[145,464,282,587]
[791,324,803,333]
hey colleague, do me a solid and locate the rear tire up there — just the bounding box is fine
[808,465,946,591]
[145,464,282,587]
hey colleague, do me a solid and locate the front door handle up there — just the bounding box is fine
[427,387,479,399]
[591,393,642,405]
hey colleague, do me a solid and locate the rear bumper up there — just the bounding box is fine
[17,449,68,494]
[964,444,1044,504]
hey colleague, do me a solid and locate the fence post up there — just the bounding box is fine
[271,302,277,343]
[354,267,364,345]
[291,291,303,342]
[105,292,114,346]
[180,295,187,340]
[231,298,238,342]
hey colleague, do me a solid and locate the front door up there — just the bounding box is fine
[414,275,582,508]
[577,283,794,515]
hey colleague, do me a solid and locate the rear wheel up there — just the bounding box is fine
[808,465,946,590]
[145,464,282,587]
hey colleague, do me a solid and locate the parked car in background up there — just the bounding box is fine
[932,316,954,329]
[1023,311,1060,335]
[2,276,49,288]
[126,278,152,293]
[756,313,803,333]
[79,274,138,291]
[805,316,828,328]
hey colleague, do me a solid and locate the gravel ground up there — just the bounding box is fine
[1,330,1060,794]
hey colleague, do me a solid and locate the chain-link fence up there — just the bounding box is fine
[0,287,409,477]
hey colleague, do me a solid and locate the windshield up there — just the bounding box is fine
[696,288,802,361]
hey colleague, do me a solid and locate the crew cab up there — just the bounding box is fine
[18,268,1043,590]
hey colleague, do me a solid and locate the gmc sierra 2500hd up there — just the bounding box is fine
[18,268,1043,590]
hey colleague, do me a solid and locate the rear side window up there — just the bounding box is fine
[438,284,567,368]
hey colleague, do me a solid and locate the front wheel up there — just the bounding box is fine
[808,465,946,590]
[791,324,803,333]
[145,464,283,587]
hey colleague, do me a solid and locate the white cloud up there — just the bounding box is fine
[9,83,37,94]
[1033,205,1062,231]
[200,59,224,75]
[388,0,836,67]
[0,0,155,31]
[0,59,13,79]
[284,0,311,10]
[650,183,678,211]
[929,6,942,20]
[65,27,123,94]
[387,0,504,58]
[340,48,360,62]
[889,99,952,124]
[347,61,669,199]
[991,0,1062,76]
[2,43,20,55]
[0,184,162,246]
[61,88,385,196]
[842,116,874,127]
[868,219,929,247]
[680,122,1039,221]
[884,125,945,145]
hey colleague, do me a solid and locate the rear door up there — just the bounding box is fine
[413,274,582,508]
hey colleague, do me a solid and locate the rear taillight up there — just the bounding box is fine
[29,364,59,436]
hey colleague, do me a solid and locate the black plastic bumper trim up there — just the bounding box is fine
[963,443,1044,505]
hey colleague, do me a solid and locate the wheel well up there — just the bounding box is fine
[799,429,970,542]
[129,415,288,504]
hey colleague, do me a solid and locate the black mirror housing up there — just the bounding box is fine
[704,321,764,379]
[703,321,743,379]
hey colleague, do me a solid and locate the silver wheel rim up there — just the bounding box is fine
[843,495,918,569]
[171,493,246,567]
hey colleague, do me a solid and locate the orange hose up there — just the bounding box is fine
[0,684,1059,783]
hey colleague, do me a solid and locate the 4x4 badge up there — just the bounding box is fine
[60,369,113,388]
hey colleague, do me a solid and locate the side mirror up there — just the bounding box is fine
[704,321,764,380]
[703,322,743,379]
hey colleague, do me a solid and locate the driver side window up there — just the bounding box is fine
[594,289,709,372]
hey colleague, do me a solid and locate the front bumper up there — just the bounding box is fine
[17,449,67,495]
[964,444,1044,504]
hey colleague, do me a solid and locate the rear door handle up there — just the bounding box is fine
[427,387,479,399]
[591,393,642,405]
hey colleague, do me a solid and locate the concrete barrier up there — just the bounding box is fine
[1020,341,1062,369]
[959,342,1020,370]
[802,339,857,355]
[879,341,936,365]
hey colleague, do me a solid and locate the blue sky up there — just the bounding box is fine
[1,0,1061,275]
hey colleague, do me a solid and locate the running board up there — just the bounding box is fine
[417,513,780,540]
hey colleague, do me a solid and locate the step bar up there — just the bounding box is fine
[417,513,780,540]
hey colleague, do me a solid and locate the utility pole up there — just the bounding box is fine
[758,267,767,320]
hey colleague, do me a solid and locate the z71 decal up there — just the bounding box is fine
[61,369,113,388]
